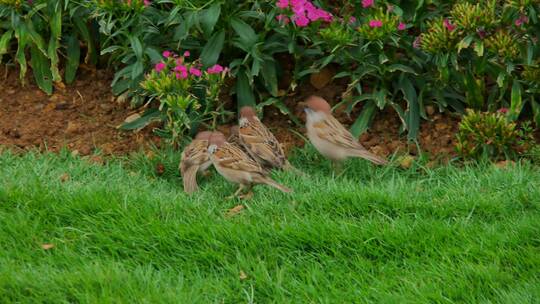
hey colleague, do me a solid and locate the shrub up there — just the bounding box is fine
[455,109,535,161]
[133,51,231,143]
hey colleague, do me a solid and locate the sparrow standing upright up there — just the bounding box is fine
[180,131,213,193]
[238,106,298,173]
[303,96,388,167]
[207,131,292,198]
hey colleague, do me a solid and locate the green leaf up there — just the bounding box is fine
[199,3,221,38]
[73,18,96,64]
[474,40,484,57]
[30,45,53,94]
[129,36,143,60]
[200,30,225,68]
[0,30,13,60]
[261,59,278,96]
[531,97,540,127]
[236,69,256,109]
[399,75,419,140]
[119,108,161,130]
[387,64,416,75]
[231,18,258,49]
[65,34,80,84]
[509,80,523,121]
[14,25,29,82]
[457,35,474,53]
[350,101,376,138]
[131,60,144,80]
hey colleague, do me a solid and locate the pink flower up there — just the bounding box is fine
[276,14,290,24]
[207,64,224,74]
[189,67,202,77]
[398,22,406,31]
[155,62,166,72]
[369,20,383,28]
[294,14,310,27]
[143,0,150,6]
[443,19,456,32]
[276,0,289,9]
[515,15,529,26]
[174,65,188,79]
[183,51,190,57]
[348,16,357,24]
[162,51,171,58]
[362,0,374,8]
[498,108,509,114]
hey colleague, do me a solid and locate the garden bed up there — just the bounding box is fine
[1,66,461,161]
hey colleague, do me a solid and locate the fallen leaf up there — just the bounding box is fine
[495,160,515,169]
[59,173,70,182]
[88,155,104,165]
[399,155,415,169]
[310,67,335,89]
[226,205,245,217]
[41,243,54,250]
[239,271,248,280]
[155,163,165,176]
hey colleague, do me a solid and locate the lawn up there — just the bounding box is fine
[0,149,539,303]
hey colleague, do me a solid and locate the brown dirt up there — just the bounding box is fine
[0,65,460,161]
[0,66,160,155]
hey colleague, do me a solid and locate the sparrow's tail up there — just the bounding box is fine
[260,177,293,193]
[181,165,200,194]
[351,149,388,165]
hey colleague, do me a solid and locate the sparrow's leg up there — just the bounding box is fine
[227,184,245,199]
[238,184,254,200]
[331,161,344,176]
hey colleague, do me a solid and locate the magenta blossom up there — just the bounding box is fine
[515,15,529,26]
[294,15,310,27]
[362,0,374,8]
[189,67,202,77]
[413,36,422,49]
[369,20,383,28]
[162,51,171,58]
[143,0,150,6]
[276,0,289,9]
[398,22,406,31]
[207,64,224,74]
[498,108,509,114]
[183,51,190,57]
[155,62,166,72]
[348,16,357,24]
[276,14,290,24]
[443,19,456,32]
[174,65,188,79]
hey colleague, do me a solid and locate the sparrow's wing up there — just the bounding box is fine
[312,114,367,151]
[239,118,286,167]
[214,143,264,174]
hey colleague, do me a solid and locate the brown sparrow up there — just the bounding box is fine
[303,96,388,166]
[207,131,292,198]
[227,125,242,147]
[179,131,213,193]
[238,106,298,173]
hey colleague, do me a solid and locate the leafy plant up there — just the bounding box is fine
[455,109,535,161]
[0,0,96,94]
[131,51,231,143]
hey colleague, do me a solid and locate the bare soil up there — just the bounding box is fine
[0,65,460,162]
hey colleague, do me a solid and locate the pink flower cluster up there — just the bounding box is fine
[276,0,333,27]
[125,0,151,6]
[515,15,529,26]
[443,19,456,32]
[155,50,226,79]
[362,0,374,8]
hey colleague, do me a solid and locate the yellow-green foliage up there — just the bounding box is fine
[456,109,534,160]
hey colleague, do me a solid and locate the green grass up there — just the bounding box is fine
[0,148,539,303]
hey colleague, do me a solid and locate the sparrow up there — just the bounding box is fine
[238,106,299,173]
[303,96,388,166]
[179,131,213,193]
[207,131,292,198]
[227,125,242,147]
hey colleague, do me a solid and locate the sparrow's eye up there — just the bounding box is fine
[208,144,217,154]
